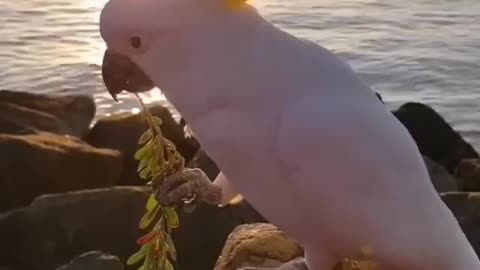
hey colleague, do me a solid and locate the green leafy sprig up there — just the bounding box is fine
[127,94,185,270]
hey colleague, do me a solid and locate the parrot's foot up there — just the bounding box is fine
[154,168,222,207]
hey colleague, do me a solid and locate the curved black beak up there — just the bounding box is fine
[102,48,155,102]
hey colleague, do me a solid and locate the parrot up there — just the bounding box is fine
[98,0,480,269]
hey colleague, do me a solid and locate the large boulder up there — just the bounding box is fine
[0,186,265,270]
[0,90,95,137]
[0,187,149,270]
[392,102,479,173]
[0,132,122,211]
[56,251,124,270]
[454,159,480,192]
[85,105,200,186]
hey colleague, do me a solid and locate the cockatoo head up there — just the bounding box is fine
[99,0,249,101]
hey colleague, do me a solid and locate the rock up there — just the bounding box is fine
[392,102,479,173]
[214,223,304,270]
[215,223,378,270]
[0,186,265,270]
[236,257,307,270]
[423,156,458,193]
[0,132,122,211]
[85,104,200,185]
[56,251,124,270]
[0,90,95,137]
[0,187,149,270]
[441,192,480,256]
[454,159,480,192]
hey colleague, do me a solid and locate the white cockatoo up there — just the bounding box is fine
[99,0,480,269]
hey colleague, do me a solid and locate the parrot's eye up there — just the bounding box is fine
[130,36,142,49]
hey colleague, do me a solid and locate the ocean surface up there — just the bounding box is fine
[0,0,479,147]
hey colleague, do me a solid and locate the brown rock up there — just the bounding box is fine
[85,104,200,185]
[0,90,95,137]
[423,155,458,193]
[0,132,122,211]
[214,223,304,270]
[0,187,149,270]
[441,192,480,256]
[0,186,265,270]
[455,159,480,191]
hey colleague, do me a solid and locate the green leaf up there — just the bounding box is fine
[165,258,174,270]
[139,205,160,229]
[146,194,158,212]
[135,142,153,161]
[151,116,163,126]
[139,130,153,145]
[137,158,149,173]
[139,168,151,180]
[165,207,179,229]
[127,242,151,265]
[166,234,177,260]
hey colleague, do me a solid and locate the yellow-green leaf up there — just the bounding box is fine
[137,158,149,173]
[139,130,153,145]
[151,116,163,126]
[139,205,160,229]
[146,194,158,212]
[165,258,174,270]
[165,207,179,229]
[127,242,151,265]
[135,142,153,160]
[166,234,177,260]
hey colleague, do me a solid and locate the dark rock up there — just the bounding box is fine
[0,187,148,270]
[85,105,200,186]
[392,102,479,173]
[423,156,458,193]
[0,186,265,270]
[56,251,123,270]
[0,132,122,211]
[441,192,480,256]
[0,90,95,137]
[454,159,480,192]
[187,149,220,180]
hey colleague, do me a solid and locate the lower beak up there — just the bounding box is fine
[101,48,155,102]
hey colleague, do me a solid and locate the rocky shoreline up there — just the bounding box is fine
[0,90,479,270]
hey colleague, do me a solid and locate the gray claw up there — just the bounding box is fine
[154,168,222,206]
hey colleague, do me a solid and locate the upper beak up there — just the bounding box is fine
[102,48,155,102]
